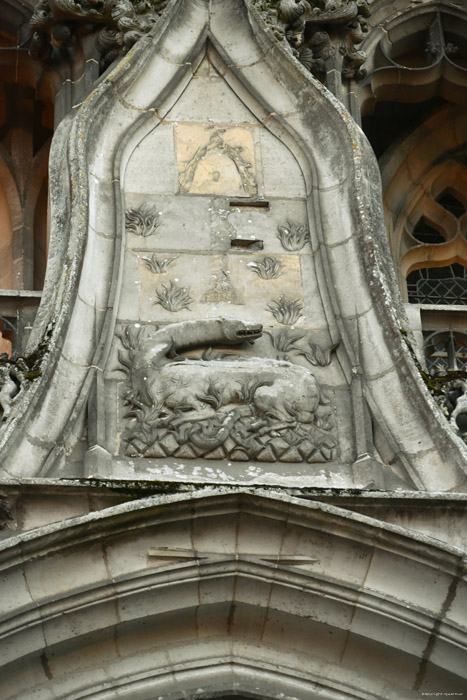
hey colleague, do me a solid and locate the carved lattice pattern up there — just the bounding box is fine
[407,264,467,305]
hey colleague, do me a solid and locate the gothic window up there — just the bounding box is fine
[404,188,467,305]
[359,2,467,375]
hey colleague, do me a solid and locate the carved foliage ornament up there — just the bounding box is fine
[30,0,169,68]
[0,325,53,423]
[31,0,370,77]
[251,0,371,80]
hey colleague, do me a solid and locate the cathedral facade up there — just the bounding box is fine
[0,1,467,697]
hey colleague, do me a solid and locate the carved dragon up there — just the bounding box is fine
[128,317,263,404]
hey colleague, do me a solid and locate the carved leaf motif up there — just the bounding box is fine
[298,339,339,366]
[154,280,193,312]
[267,295,304,325]
[126,204,159,237]
[117,350,132,374]
[251,0,370,81]
[247,256,283,279]
[195,379,224,410]
[276,220,310,251]
[266,328,304,353]
[30,0,170,68]
[233,378,273,404]
[142,253,177,274]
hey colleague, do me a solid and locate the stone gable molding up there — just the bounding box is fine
[0,490,466,698]
[1,0,466,489]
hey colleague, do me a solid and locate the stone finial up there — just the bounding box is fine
[30,0,169,68]
[252,0,371,80]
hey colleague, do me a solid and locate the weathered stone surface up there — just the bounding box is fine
[1,0,466,493]
[0,489,466,697]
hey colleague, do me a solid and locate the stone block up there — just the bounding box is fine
[123,123,177,196]
[260,129,307,199]
[167,69,257,124]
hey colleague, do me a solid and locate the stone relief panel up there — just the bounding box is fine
[99,50,355,483]
[117,320,337,463]
[176,125,257,198]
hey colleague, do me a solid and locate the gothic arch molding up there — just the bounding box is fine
[360,1,467,117]
[0,490,465,698]
[1,0,466,489]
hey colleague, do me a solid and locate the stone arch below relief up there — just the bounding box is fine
[98,47,357,486]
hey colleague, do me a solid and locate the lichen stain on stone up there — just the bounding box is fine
[40,651,53,680]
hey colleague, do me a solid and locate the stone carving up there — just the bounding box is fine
[401,330,467,443]
[449,381,467,436]
[266,328,338,365]
[178,128,256,197]
[277,220,310,251]
[118,318,337,462]
[201,257,242,304]
[142,253,177,274]
[30,0,169,69]
[0,326,52,421]
[252,0,370,80]
[126,204,159,237]
[339,4,370,80]
[247,256,283,279]
[426,373,467,444]
[267,295,304,325]
[154,281,193,312]
[296,30,334,76]
[0,365,20,420]
[267,328,304,360]
[297,337,339,366]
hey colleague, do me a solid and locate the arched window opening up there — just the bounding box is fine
[411,217,445,246]
[436,190,466,219]
[358,4,467,426]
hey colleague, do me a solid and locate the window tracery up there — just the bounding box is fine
[359,2,467,435]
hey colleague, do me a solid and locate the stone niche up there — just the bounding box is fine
[96,50,355,487]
